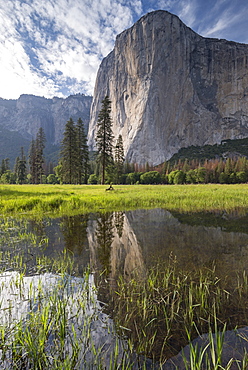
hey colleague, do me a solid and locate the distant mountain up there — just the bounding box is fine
[0,94,92,168]
[0,125,30,167]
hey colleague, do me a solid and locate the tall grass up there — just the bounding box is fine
[0,183,248,216]
[0,246,248,368]
[111,257,248,367]
[0,251,139,369]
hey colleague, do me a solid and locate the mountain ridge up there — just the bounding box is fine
[0,94,92,167]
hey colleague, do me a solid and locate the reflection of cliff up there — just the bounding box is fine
[87,212,145,281]
[111,212,146,280]
[125,209,248,279]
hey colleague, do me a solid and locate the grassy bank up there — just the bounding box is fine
[0,183,248,216]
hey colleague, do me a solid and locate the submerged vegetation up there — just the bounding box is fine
[112,259,248,366]
[0,183,248,217]
[0,254,134,369]
[0,239,248,368]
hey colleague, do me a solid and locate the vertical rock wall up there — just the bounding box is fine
[88,10,248,165]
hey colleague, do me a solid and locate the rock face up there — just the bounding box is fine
[0,94,92,145]
[88,10,248,166]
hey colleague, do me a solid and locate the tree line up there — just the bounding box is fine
[0,96,124,185]
[0,96,248,185]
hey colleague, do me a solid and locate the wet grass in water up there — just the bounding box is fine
[1,188,248,368]
[0,247,248,368]
[111,257,248,368]
[0,251,138,369]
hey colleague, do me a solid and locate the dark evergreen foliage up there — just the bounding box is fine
[59,117,90,184]
[15,147,27,184]
[35,127,46,184]
[60,118,78,184]
[95,96,114,184]
[0,158,9,175]
[114,134,125,184]
[75,118,89,184]
[28,128,46,184]
[29,139,36,184]
[170,137,248,163]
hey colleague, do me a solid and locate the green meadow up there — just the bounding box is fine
[0,183,248,216]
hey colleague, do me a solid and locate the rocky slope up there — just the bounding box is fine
[0,94,92,145]
[88,10,248,166]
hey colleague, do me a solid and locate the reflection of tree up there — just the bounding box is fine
[96,213,114,275]
[114,212,124,238]
[60,214,88,255]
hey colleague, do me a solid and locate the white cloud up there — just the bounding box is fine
[0,0,142,99]
[194,0,248,42]
[177,0,198,28]
[0,0,247,100]
[152,0,198,28]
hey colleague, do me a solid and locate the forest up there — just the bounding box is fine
[1,96,248,185]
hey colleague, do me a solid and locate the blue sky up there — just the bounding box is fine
[0,0,247,99]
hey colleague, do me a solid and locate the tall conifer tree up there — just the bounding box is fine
[28,128,46,184]
[29,139,36,184]
[95,96,114,185]
[35,127,46,184]
[60,117,78,184]
[114,134,125,184]
[75,118,89,184]
[15,147,27,184]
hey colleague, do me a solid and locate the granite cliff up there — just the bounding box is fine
[0,94,92,145]
[88,10,248,166]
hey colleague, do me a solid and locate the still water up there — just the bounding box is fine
[1,208,248,367]
[2,208,248,281]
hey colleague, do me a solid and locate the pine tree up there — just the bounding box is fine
[114,134,125,184]
[1,158,9,175]
[60,118,78,184]
[15,147,27,184]
[29,139,37,184]
[14,156,20,178]
[28,128,46,184]
[35,127,46,184]
[75,118,89,184]
[0,159,5,176]
[95,96,114,185]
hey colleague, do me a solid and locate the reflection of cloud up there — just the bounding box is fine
[0,271,129,368]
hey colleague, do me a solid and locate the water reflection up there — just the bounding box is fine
[1,209,248,280]
[86,211,146,287]
[122,209,248,281]
[1,209,248,365]
[95,213,115,275]
[59,215,89,274]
